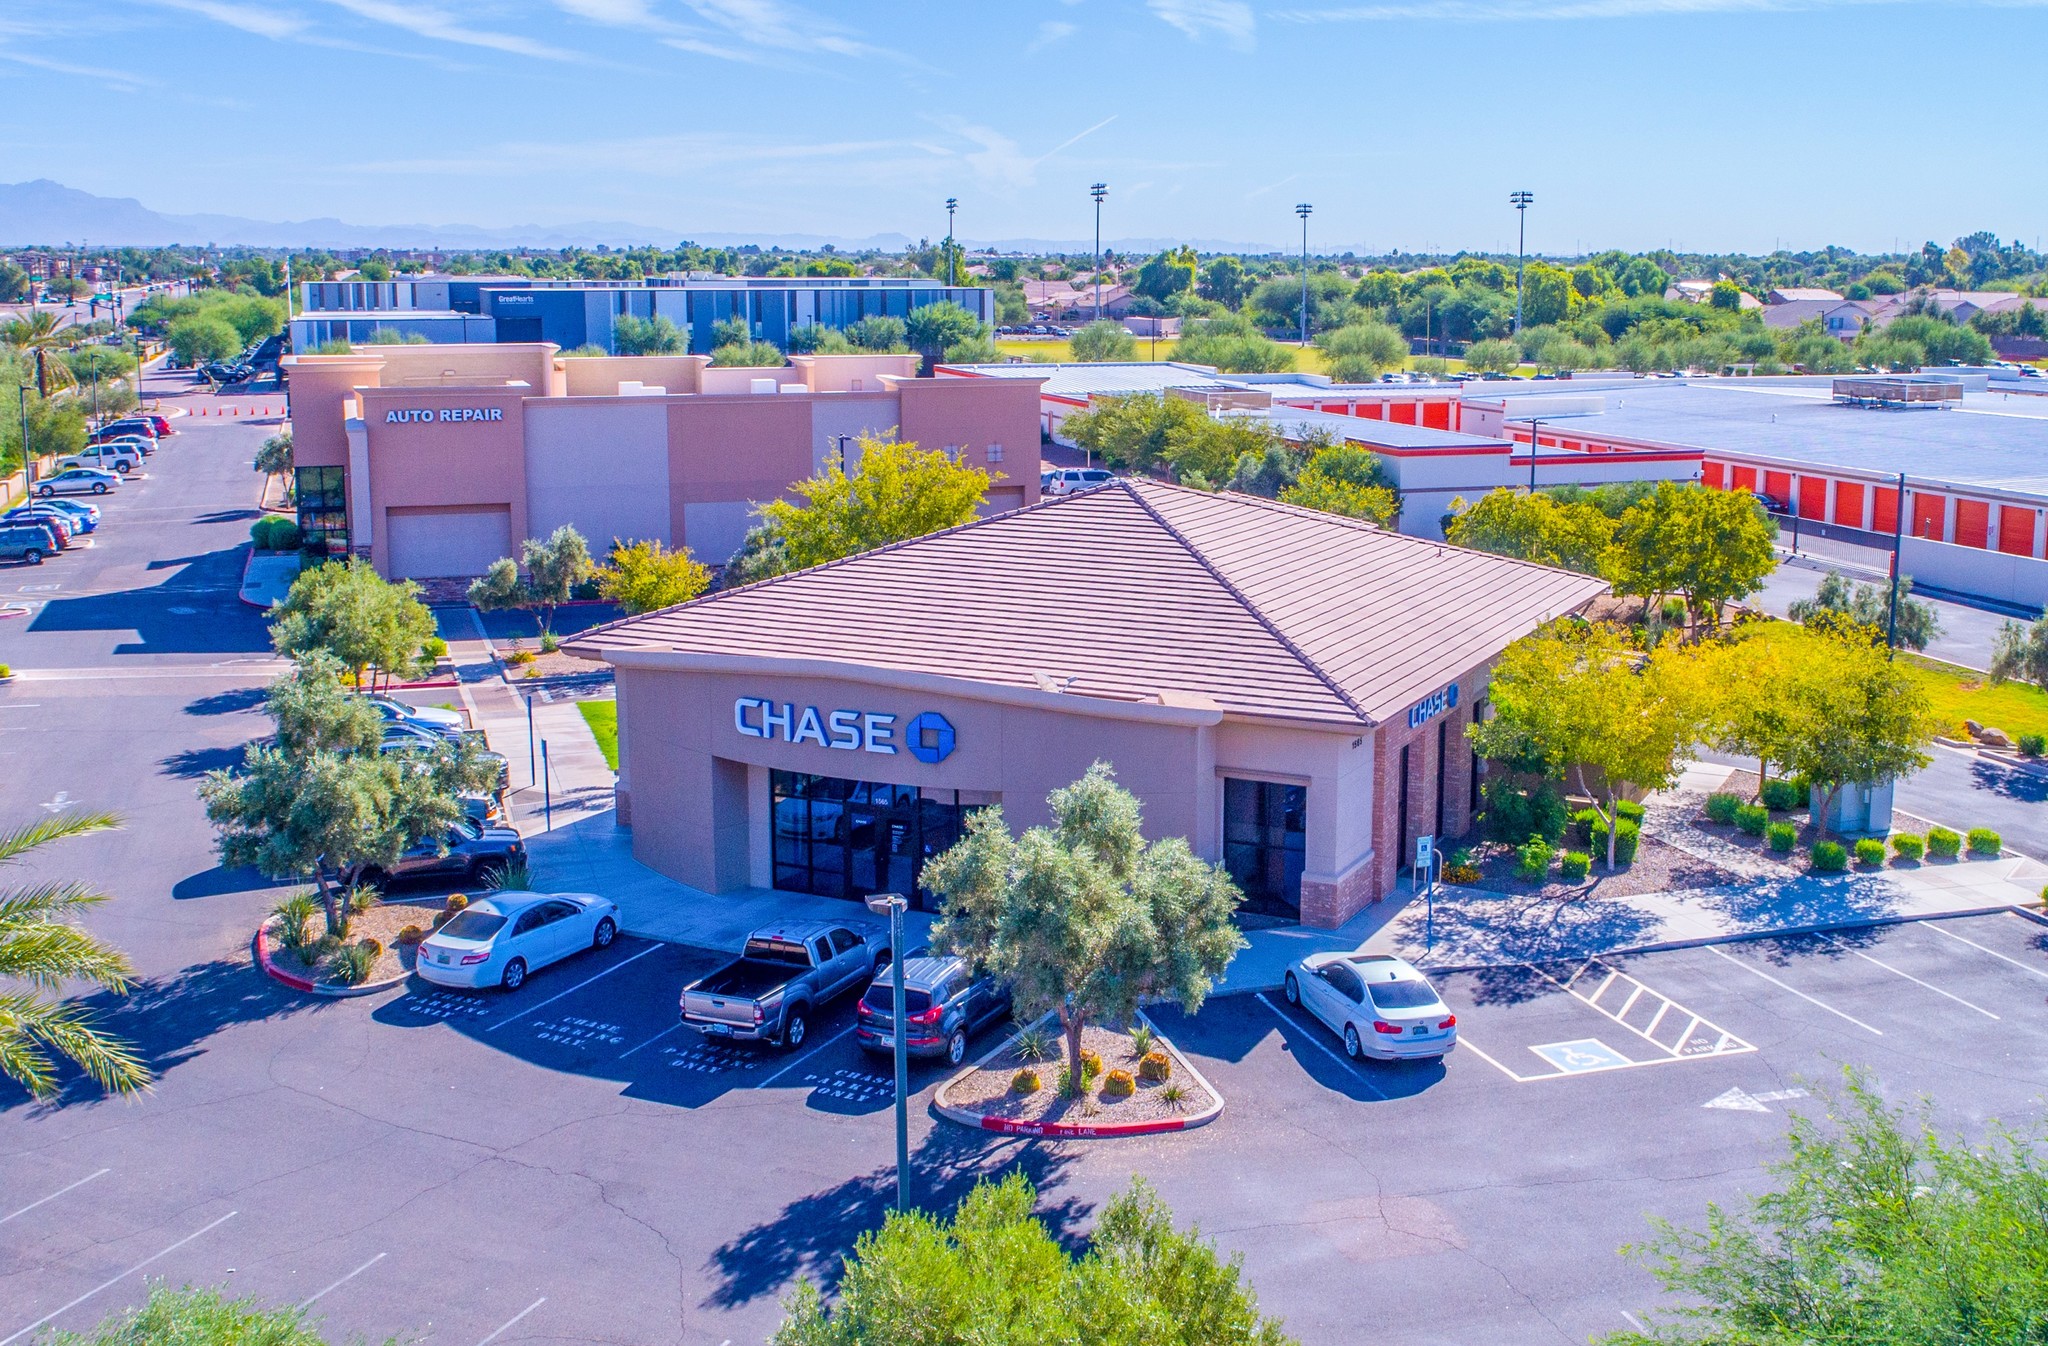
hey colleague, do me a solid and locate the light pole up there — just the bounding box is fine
[1513,416,1542,492]
[944,199,958,287]
[1090,183,1108,322]
[18,384,33,491]
[1510,190,1534,334]
[1886,470,1907,659]
[1296,203,1313,347]
[864,891,911,1214]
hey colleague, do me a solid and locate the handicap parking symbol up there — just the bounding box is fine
[1530,1039,1632,1074]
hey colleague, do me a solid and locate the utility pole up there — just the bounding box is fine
[1511,190,1534,334]
[1520,417,1542,492]
[1886,470,1907,659]
[944,199,958,287]
[1091,183,1108,322]
[1296,203,1313,347]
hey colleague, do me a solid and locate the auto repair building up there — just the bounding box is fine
[280,343,1043,579]
[568,481,1607,929]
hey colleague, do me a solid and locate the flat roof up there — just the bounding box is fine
[570,479,1606,728]
[1474,378,2048,496]
[1247,407,1511,452]
[943,361,1458,403]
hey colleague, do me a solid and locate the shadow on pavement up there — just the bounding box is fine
[1690,874,1901,935]
[171,863,278,900]
[1972,759,2048,805]
[701,1126,1087,1309]
[29,545,270,655]
[1412,894,1664,999]
[1148,995,1447,1104]
[160,744,245,778]
[184,686,269,716]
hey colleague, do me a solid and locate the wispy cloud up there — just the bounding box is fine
[679,0,901,58]
[551,0,760,60]
[149,0,309,39]
[927,115,1119,190]
[1278,0,2048,20]
[1025,19,1076,52]
[1147,0,1256,48]
[318,0,582,60]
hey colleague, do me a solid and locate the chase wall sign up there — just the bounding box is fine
[1405,682,1460,730]
[734,698,956,764]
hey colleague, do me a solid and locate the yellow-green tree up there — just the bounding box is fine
[1280,447,1397,524]
[597,538,710,615]
[1777,630,1936,834]
[1606,483,1777,632]
[1445,488,1615,576]
[757,434,993,574]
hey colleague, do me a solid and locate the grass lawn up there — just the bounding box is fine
[1902,654,2048,740]
[577,698,619,770]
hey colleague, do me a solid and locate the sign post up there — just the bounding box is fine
[1415,834,1436,951]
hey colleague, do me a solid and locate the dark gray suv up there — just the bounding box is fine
[348,817,526,890]
[856,953,1012,1065]
[0,522,53,564]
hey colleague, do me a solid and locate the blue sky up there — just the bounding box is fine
[9,0,2046,253]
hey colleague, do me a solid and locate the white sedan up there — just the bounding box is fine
[416,890,620,991]
[1283,953,1457,1063]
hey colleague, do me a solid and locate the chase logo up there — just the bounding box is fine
[905,711,956,764]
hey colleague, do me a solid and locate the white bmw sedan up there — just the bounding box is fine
[1283,952,1457,1063]
[416,891,620,991]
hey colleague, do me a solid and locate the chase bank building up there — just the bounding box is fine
[568,481,1605,928]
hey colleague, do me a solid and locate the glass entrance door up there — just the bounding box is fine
[771,771,975,910]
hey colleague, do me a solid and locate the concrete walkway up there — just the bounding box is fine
[239,552,300,609]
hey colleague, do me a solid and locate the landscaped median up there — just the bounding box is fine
[934,1011,1223,1139]
[254,891,466,996]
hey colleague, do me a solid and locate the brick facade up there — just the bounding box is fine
[1350,666,1491,926]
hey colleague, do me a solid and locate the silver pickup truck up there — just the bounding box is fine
[679,920,890,1050]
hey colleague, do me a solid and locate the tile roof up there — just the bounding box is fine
[570,479,1608,728]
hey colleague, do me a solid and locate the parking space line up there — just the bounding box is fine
[0,1210,238,1346]
[1254,993,1388,1098]
[0,1168,109,1226]
[617,1022,682,1059]
[1820,936,2000,1020]
[1446,1033,1529,1083]
[1705,947,1883,1036]
[1533,960,1752,1060]
[475,1297,546,1346]
[484,945,657,1035]
[297,1252,385,1309]
[753,1024,857,1090]
[1921,919,2048,981]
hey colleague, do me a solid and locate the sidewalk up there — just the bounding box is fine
[239,552,300,609]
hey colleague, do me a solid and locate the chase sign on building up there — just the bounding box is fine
[734,698,956,765]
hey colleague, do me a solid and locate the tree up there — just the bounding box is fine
[1133,247,1198,304]
[905,300,987,369]
[1605,1071,2048,1346]
[597,538,711,615]
[612,314,686,355]
[1200,256,1249,309]
[168,315,238,367]
[201,653,500,938]
[1690,623,1815,797]
[469,525,595,639]
[1061,392,1210,474]
[787,323,854,355]
[0,812,149,1100]
[1163,416,1282,488]
[1280,446,1397,524]
[1472,622,1703,869]
[45,1285,343,1345]
[923,762,1244,1094]
[1607,482,1777,631]
[1709,279,1745,311]
[845,315,908,353]
[1775,630,1935,834]
[1316,320,1408,382]
[710,339,786,367]
[1989,608,2048,688]
[1463,338,1522,375]
[1070,319,1137,362]
[1445,488,1615,576]
[253,429,293,482]
[775,1172,1295,1346]
[1175,314,1295,374]
[755,434,991,574]
[1226,444,1300,499]
[269,558,437,688]
[1788,569,1941,652]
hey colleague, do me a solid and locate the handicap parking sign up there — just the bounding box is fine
[1530,1039,1632,1074]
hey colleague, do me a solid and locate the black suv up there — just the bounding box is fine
[856,953,1012,1065]
[349,817,525,890]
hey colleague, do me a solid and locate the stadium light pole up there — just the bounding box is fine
[1091,183,1108,322]
[1510,191,1534,334]
[1296,203,1313,347]
[944,198,958,286]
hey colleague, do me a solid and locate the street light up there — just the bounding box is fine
[863,891,912,1214]
[1296,203,1313,348]
[944,199,958,287]
[1512,416,1543,492]
[1090,183,1108,322]
[1510,191,1534,334]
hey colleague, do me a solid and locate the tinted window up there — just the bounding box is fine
[828,928,861,955]
[441,911,506,940]
[1365,978,1440,1011]
[1324,965,1364,1002]
[512,909,546,936]
[741,937,812,967]
[541,901,580,923]
[812,936,833,963]
[860,985,933,1015]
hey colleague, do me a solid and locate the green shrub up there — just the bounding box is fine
[1810,840,1848,872]
[1614,799,1646,824]
[1735,804,1769,837]
[1570,807,1601,844]
[2019,732,2046,758]
[329,941,377,985]
[1012,1025,1052,1062]
[269,891,319,952]
[1966,828,2002,857]
[1127,1024,1155,1059]
[1516,835,1554,881]
[249,515,301,551]
[1891,832,1925,861]
[1482,779,1569,843]
[422,635,449,660]
[344,881,379,913]
[1158,1081,1189,1110]
[1560,850,1592,880]
[1926,826,1962,859]
[1704,792,1742,825]
[1589,817,1642,864]
[1760,778,1804,812]
[1765,821,1797,853]
[539,630,562,654]
[1853,837,1887,867]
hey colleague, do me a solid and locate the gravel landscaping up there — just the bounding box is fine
[263,896,449,988]
[1449,834,1739,900]
[938,1020,1215,1132]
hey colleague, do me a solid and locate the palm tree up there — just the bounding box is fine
[0,813,150,1100]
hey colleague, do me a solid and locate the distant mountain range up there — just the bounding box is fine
[0,180,1302,255]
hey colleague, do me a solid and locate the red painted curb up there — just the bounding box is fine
[977,1113,1190,1138]
[253,925,316,992]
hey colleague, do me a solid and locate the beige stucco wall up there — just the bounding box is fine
[557,354,708,397]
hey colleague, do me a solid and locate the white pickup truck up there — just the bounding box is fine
[679,920,890,1049]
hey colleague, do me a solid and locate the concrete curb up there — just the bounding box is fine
[253,921,409,998]
[932,1009,1225,1139]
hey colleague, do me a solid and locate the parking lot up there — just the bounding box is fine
[4,382,2048,1346]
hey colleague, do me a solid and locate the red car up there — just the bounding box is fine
[143,414,175,437]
